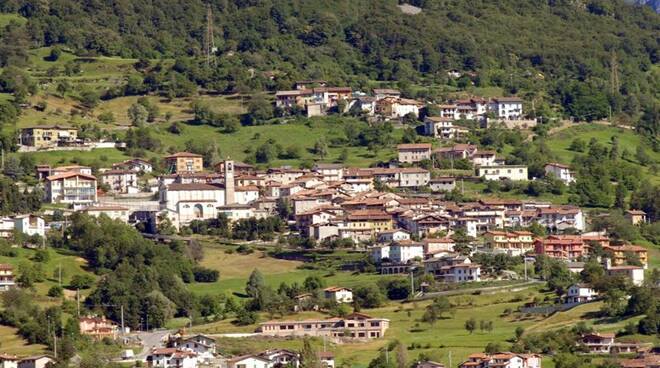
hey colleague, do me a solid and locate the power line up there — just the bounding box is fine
[205,3,217,67]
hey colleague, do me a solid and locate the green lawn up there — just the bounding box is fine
[0,13,26,28]
[545,124,660,183]
[13,148,130,167]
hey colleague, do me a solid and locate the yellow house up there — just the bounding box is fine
[345,210,393,235]
[20,126,78,148]
[483,231,534,255]
[165,152,204,173]
[604,244,648,269]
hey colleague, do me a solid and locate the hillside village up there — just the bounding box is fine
[0,1,658,368]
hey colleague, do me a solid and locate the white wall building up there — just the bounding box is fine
[489,97,524,120]
[13,215,45,237]
[566,284,598,304]
[101,170,139,194]
[324,287,353,304]
[545,163,575,185]
[376,230,411,243]
[159,183,225,227]
[45,172,97,204]
[82,205,130,223]
[389,242,424,263]
[478,165,528,181]
[146,349,197,368]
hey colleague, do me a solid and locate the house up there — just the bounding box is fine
[489,97,524,120]
[624,210,648,225]
[423,238,456,256]
[0,264,16,291]
[376,229,411,243]
[424,256,481,283]
[324,287,353,304]
[455,98,489,121]
[429,177,456,192]
[604,244,648,269]
[275,87,352,116]
[20,125,79,148]
[318,352,335,368]
[397,144,432,164]
[259,349,300,368]
[388,241,425,263]
[45,172,97,204]
[581,333,642,354]
[0,218,14,238]
[459,352,541,368]
[471,150,497,167]
[227,354,273,368]
[375,97,422,119]
[258,313,390,339]
[536,206,585,232]
[0,353,18,368]
[112,158,153,173]
[36,164,92,180]
[566,284,598,304]
[165,152,204,174]
[79,316,119,340]
[178,334,216,363]
[344,210,393,237]
[424,117,467,139]
[544,163,575,185]
[483,231,534,256]
[478,165,528,181]
[17,355,55,368]
[234,185,260,205]
[215,160,254,176]
[13,215,45,238]
[313,163,344,181]
[398,168,431,187]
[146,348,197,368]
[82,205,130,223]
[101,169,139,194]
[607,265,645,286]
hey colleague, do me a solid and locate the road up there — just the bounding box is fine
[134,329,173,360]
[414,279,542,301]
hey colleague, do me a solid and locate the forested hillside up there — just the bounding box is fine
[0,0,658,123]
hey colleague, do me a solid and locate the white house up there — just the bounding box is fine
[13,215,45,237]
[318,352,335,368]
[0,264,16,291]
[376,229,411,243]
[324,287,353,304]
[536,206,585,232]
[566,284,598,304]
[17,356,55,368]
[0,218,14,238]
[389,241,425,263]
[0,353,19,368]
[178,335,216,363]
[100,169,139,194]
[392,98,421,118]
[442,264,481,283]
[147,349,197,368]
[227,354,273,368]
[429,177,456,192]
[258,349,300,368]
[313,163,344,181]
[424,117,465,140]
[478,165,528,181]
[489,97,523,120]
[370,245,391,264]
[607,266,645,286]
[234,186,260,204]
[545,163,575,185]
[113,158,153,173]
[45,172,98,204]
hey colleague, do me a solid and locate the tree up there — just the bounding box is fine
[300,338,319,368]
[395,341,407,368]
[79,89,100,109]
[69,274,95,289]
[246,269,265,298]
[313,138,329,158]
[128,103,149,126]
[143,290,176,328]
[465,317,476,334]
[614,184,627,210]
[635,146,651,166]
[354,285,385,309]
[247,95,273,123]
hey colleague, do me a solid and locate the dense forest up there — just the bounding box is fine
[0,0,658,124]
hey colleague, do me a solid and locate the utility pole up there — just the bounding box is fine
[76,288,80,317]
[53,331,57,359]
[524,257,528,281]
[410,269,414,296]
[121,305,125,335]
[58,263,62,285]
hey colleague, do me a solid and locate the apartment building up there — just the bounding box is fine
[483,231,534,255]
[489,97,524,120]
[397,143,432,163]
[100,169,139,194]
[165,152,204,173]
[20,126,78,148]
[45,172,97,204]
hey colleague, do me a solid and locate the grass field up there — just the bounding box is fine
[545,124,660,183]
[0,325,47,356]
[0,13,26,28]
